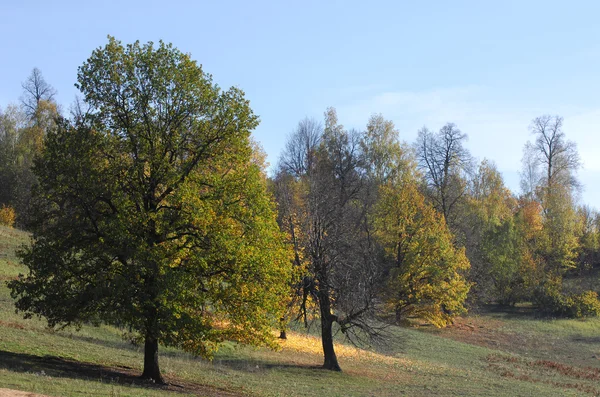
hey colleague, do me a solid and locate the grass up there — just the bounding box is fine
[1,224,600,396]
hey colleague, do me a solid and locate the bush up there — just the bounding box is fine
[535,281,600,318]
[571,291,600,317]
[0,205,16,227]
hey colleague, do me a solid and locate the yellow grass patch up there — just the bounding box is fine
[279,331,412,367]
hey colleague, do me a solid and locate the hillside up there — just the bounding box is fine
[0,225,599,396]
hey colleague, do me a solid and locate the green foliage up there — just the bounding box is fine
[539,188,580,274]
[8,37,291,381]
[375,180,471,327]
[534,277,600,318]
[535,279,600,318]
[462,160,519,304]
[0,97,59,228]
[574,205,599,273]
[480,218,524,305]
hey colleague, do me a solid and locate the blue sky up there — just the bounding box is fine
[1,1,599,206]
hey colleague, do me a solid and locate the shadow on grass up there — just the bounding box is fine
[56,331,135,352]
[0,349,142,384]
[54,331,200,361]
[0,350,243,396]
[212,358,321,373]
[571,336,600,344]
[474,304,545,320]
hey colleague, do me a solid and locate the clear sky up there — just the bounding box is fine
[1,1,599,206]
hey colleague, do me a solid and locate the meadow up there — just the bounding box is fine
[1,225,599,396]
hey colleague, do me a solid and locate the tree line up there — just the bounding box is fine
[1,38,599,382]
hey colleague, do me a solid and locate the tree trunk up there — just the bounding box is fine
[321,316,341,371]
[318,288,341,371]
[141,336,165,384]
[278,316,287,339]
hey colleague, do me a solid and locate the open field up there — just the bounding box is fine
[1,225,600,396]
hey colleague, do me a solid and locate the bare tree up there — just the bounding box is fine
[415,123,472,227]
[279,118,322,178]
[528,115,581,194]
[520,141,541,199]
[69,95,93,124]
[21,68,57,118]
[275,109,384,371]
[521,115,582,275]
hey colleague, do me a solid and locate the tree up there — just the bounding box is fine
[522,115,581,275]
[275,109,384,371]
[374,178,470,327]
[20,67,57,119]
[9,38,291,384]
[461,160,519,304]
[575,205,599,273]
[361,114,411,184]
[0,69,59,227]
[527,115,580,193]
[415,123,472,229]
[360,116,469,324]
[518,115,596,315]
[14,98,59,225]
[0,105,26,208]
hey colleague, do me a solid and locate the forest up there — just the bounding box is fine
[1,38,599,386]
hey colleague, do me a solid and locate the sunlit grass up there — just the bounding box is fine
[0,227,597,396]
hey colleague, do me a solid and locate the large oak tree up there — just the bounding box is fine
[9,37,291,384]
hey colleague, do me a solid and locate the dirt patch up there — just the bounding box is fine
[486,354,600,395]
[0,350,246,397]
[0,321,26,330]
[428,316,517,350]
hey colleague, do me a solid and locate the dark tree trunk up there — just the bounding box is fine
[278,316,287,339]
[141,336,165,384]
[318,288,341,371]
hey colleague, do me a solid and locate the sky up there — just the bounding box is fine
[1,1,600,206]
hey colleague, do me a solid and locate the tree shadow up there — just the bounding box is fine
[475,304,546,320]
[212,358,320,373]
[0,350,243,396]
[55,331,136,352]
[0,349,143,384]
[54,331,200,361]
[571,336,600,344]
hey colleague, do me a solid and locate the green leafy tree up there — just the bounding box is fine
[9,38,291,384]
[462,160,519,304]
[575,205,599,274]
[480,218,526,305]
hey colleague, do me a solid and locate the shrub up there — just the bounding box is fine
[0,205,16,227]
[535,280,600,318]
[571,291,600,317]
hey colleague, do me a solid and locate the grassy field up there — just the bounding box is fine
[1,225,600,396]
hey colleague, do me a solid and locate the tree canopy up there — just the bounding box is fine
[9,37,291,384]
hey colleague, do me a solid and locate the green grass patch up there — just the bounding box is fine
[0,227,598,396]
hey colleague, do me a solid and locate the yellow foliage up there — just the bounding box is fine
[0,205,16,227]
[518,199,544,239]
[375,179,471,327]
